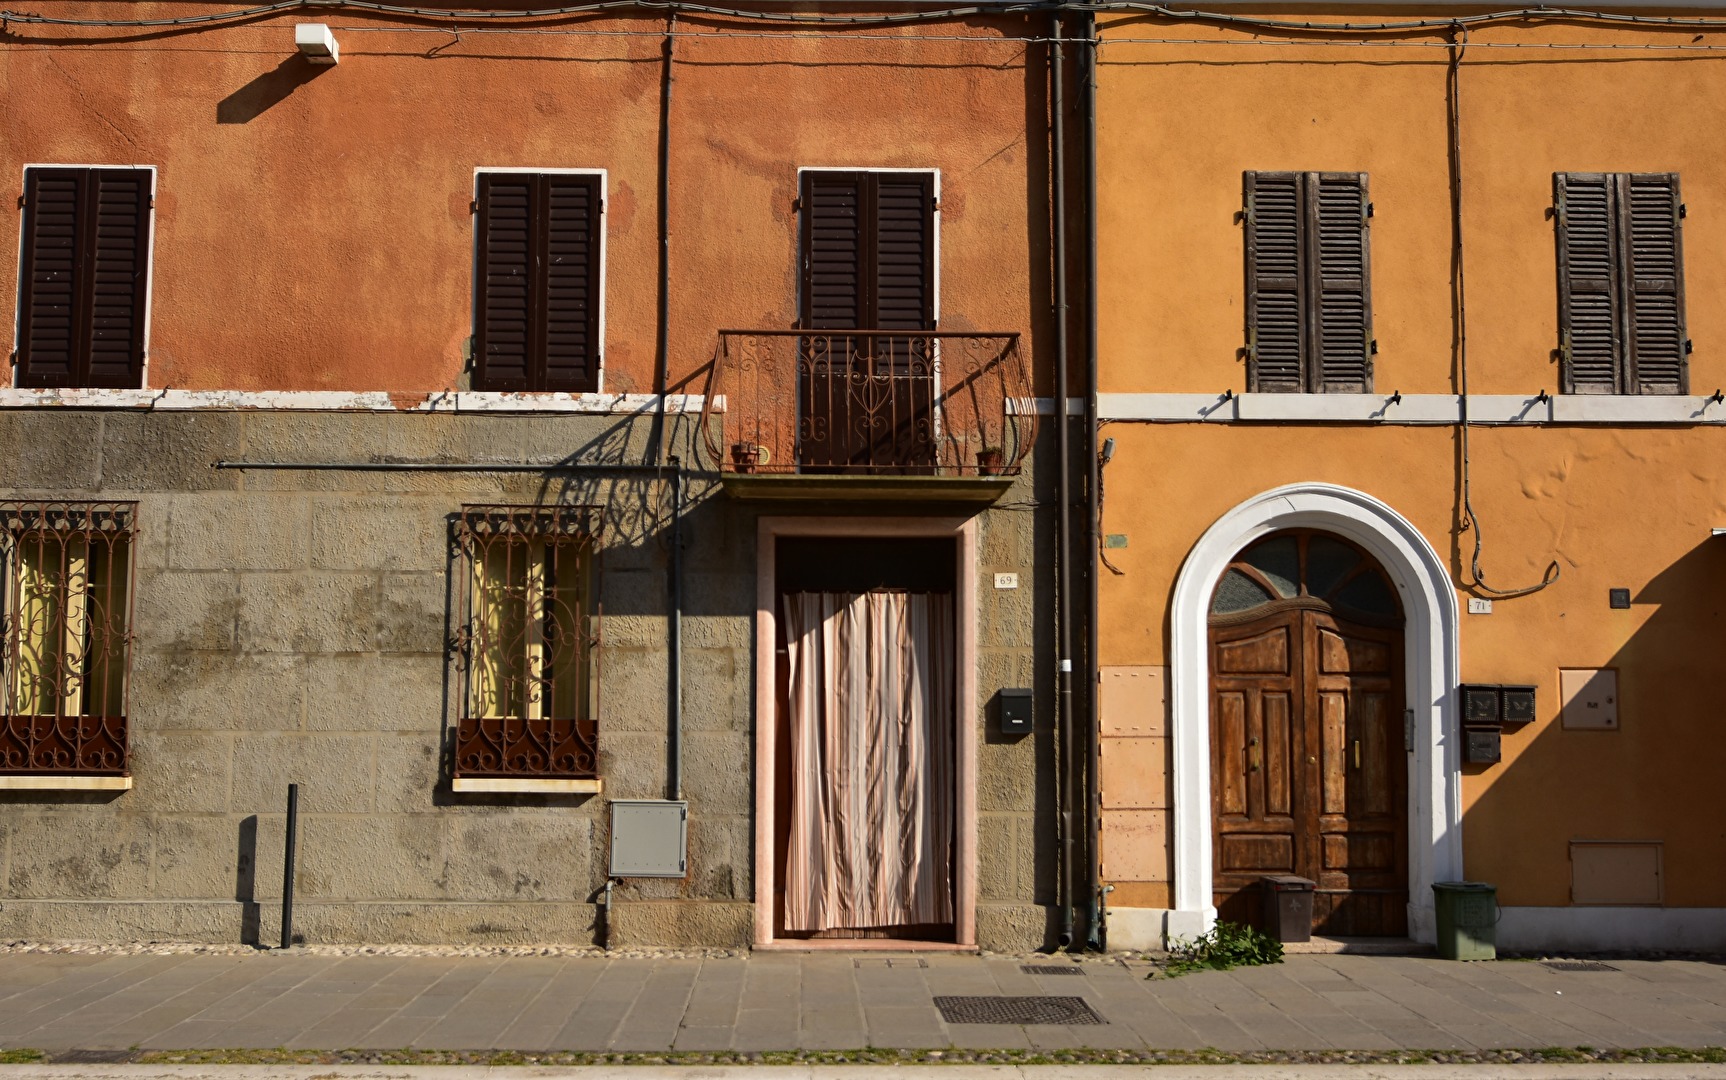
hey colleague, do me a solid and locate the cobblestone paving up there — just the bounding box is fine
[1,951,1723,1055]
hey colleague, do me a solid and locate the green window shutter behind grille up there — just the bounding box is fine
[17,168,151,390]
[474,172,601,393]
[1245,171,1372,393]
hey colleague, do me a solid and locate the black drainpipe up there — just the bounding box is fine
[1049,7,1076,951]
[650,11,677,465]
[1081,3,1104,952]
[667,455,684,801]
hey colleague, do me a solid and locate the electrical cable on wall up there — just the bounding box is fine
[1447,23,1561,601]
[20,0,1726,35]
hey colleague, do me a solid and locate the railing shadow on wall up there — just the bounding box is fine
[700,330,1036,477]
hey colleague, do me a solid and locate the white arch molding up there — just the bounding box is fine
[1166,483,1463,944]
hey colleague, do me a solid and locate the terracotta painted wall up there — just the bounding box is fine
[1094,13,1726,910]
[1,7,1049,393]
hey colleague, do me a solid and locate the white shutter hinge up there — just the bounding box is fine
[1678,203,1688,220]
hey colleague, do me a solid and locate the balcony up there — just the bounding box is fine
[703,330,1035,502]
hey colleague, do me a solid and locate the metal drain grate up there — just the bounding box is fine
[1543,960,1619,972]
[1021,964,1084,975]
[935,995,1105,1025]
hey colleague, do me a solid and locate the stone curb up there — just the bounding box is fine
[6,1066,1726,1079]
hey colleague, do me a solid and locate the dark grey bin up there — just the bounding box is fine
[1261,875,1315,943]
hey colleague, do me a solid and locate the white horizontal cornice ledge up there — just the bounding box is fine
[1093,392,1726,425]
[0,389,719,414]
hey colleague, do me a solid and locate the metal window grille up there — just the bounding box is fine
[0,501,137,776]
[452,505,600,780]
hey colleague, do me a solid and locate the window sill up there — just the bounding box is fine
[0,388,717,415]
[0,774,132,791]
[451,777,603,794]
[1090,392,1726,425]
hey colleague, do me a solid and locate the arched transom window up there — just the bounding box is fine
[1209,530,1402,625]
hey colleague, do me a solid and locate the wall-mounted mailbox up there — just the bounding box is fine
[1463,727,1502,765]
[1460,683,1537,726]
[1462,685,1501,725]
[999,688,1033,736]
[1500,685,1536,724]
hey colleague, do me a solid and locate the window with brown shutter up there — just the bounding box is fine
[1555,172,1688,395]
[797,169,938,469]
[15,168,154,390]
[473,171,603,393]
[1244,171,1374,394]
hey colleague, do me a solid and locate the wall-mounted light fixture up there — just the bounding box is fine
[295,23,339,65]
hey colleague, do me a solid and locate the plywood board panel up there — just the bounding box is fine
[1099,809,1169,882]
[1101,665,1167,737]
[1100,735,1168,809]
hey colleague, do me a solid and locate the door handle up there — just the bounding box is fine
[1353,739,1362,769]
[1248,735,1260,772]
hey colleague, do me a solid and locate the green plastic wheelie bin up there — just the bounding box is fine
[1433,881,1497,960]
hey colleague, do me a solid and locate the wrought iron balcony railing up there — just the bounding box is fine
[704,331,1035,476]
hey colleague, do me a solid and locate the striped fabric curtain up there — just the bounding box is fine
[782,590,955,932]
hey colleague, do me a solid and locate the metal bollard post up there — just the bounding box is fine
[281,783,299,949]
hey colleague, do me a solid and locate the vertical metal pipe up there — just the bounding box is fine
[1049,8,1076,950]
[1081,5,1105,952]
[651,12,677,464]
[667,458,684,801]
[280,782,299,950]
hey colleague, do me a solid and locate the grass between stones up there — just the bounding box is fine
[0,1046,1710,1067]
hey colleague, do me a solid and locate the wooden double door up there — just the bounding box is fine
[1209,532,1408,937]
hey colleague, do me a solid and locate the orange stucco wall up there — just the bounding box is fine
[1095,13,1726,910]
[2,8,1048,392]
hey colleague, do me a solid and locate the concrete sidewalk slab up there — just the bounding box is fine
[0,952,1722,1056]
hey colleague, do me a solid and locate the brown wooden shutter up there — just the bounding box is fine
[474,172,600,393]
[1244,171,1303,392]
[17,167,150,389]
[801,170,866,332]
[1555,172,1621,394]
[540,174,601,393]
[873,173,935,332]
[1622,172,1687,395]
[1311,172,1373,393]
[475,173,534,392]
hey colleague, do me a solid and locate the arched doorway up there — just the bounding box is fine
[1208,530,1408,937]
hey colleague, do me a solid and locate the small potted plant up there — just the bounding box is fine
[731,442,761,473]
[976,446,1005,475]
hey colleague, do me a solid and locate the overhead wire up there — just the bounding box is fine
[17,0,1726,34]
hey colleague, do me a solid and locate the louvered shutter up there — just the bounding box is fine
[17,170,82,387]
[1622,172,1687,395]
[1312,172,1373,392]
[17,168,150,389]
[475,173,534,392]
[873,173,934,332]
[540,174,601,392]
[1555,173,1621,394]
[801,171,866,333]
[1245,172,1303,392]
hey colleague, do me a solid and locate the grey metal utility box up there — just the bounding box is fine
[609,800,688,878]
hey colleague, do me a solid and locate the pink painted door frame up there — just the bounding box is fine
[753,515,979,950]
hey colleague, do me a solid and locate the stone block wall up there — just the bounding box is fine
[0,408,1052,949]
